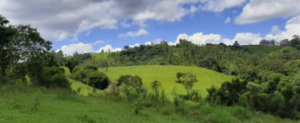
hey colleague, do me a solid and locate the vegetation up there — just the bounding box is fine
[2,13,300,122]
[103,65,233,97]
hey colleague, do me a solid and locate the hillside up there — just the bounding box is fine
[91,52,116,60]
[241,45,293,54]
[102,65,234,97]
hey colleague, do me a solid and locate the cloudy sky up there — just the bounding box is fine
[1,0,300,55]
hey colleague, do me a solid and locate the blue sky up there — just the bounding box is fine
[0,0,300,55]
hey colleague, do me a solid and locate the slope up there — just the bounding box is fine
[102,65,234,97]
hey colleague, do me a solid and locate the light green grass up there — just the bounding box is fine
[91,52,117,61]
[103,65,234,97]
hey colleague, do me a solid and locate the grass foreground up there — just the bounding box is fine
[0,84,298,123]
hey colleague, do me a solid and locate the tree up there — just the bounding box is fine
[124,45,129,50]
[0,15,18,79]
[40,66,69,88]
[232,40,240,50]
[101,49,104,58]
[291,35,300,47]
[279,39,291,46]
[175,72,198,96]
[151,80,161,94]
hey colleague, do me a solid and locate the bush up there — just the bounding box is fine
[86,71,109,90]
[107,79,120,96]
[117,75,142,87]
[208,110,239,123]
[72,66,81,74]
[39,66,70,88]
[83,64,98,71]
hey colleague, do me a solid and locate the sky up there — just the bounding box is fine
[0,0,300,55]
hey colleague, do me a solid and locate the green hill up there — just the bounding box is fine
[241,45,294,54]
[102,65,234,97]
[91,52,117,60]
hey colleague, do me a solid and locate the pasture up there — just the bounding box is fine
[102,65,234,97]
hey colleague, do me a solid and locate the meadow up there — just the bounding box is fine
[101,65,234,97]
[1,84,298,123]
[91,52,115,60]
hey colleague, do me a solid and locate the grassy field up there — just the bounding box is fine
[102,65,234,97]
[0,84,298,123]
[91,52,116,60]
[0,85,197,123]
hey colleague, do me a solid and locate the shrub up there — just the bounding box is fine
[83,64,98,71]
[86,71,109,90]
[72,66,81,74]
[208,110,239,123]
[107,79,120,96]
[39,66,70,88]
[117,75,143,88]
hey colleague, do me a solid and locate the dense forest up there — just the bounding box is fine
[2,13,300,121]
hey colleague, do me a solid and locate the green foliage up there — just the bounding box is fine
[83,64,98,71]
[199,56,221,72]
[151,80,161,93]
[85,71,109,90]
[117,75,143,88]
[175,72,198,97]
[39,66,70,88]
[72,64,109,90]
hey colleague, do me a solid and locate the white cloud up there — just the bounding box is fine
[93,40,105,45]
[201,0,247,12]
[265,15,300,41]
[232,33,262,45]
[175,32,232,45]
[58,39,120,55]
[119,29,149,38]
[145,42,153,45]
[287,15,300,24]
[235,0,300,24]
[0,0,202,41]
[172,15,300,46]
[129,43,141,48]
[97,44,122,52]
[224,17,231,23]
[270,25,282,34]
[120,20,131,28]
[60,43,95,56]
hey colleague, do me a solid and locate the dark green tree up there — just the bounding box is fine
[0,15,18,79]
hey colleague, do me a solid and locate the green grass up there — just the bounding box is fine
[91,52,117,60]
[0,85,195,123]
[102,65,234,97]
[0,84,298,123]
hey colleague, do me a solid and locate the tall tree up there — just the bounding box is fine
[11,24,52,83]
[0,15,18,79]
